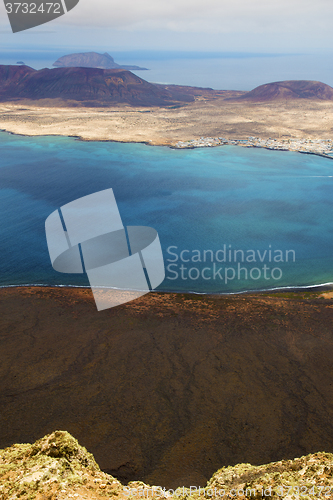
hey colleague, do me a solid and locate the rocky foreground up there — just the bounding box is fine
[1,431,333,500]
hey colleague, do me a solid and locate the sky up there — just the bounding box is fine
[1,0,333,53]
[1,0,333,89]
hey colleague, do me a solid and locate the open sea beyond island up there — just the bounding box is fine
[0,131,333,294]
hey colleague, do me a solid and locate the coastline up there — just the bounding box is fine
[174,136,333,159]
[1,102,332,297]
[1,126,333,161]
[1,282,333,298]
[1,98,333,159]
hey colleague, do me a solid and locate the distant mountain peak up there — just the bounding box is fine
[236,80,333,101]
[102,52,115,62]
[0,64,192,107]
[53,52,148,71]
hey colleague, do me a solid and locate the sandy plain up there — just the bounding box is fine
[0,97,333,147]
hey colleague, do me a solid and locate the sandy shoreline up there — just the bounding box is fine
[1,98,333,158]
[174,136,333,158]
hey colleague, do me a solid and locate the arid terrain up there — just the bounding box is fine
[1,98,333,147]
[1,287,333,489]
[0,93,333,145]
[0,66,332,147]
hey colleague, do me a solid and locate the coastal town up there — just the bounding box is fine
[174,136,333,158]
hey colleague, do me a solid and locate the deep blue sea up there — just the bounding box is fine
[1,131,333,294]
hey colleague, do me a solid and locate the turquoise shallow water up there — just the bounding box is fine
[0,131,333,293]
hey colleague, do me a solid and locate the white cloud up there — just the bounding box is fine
[1,0,333,52]
[62,0,333,36]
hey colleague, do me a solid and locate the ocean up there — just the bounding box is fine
[0,131,333,294]
[1,49,333,90]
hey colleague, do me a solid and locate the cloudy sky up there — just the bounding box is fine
[1,0,333,52]
[1,0,333,89]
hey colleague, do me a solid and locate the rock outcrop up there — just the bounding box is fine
[0,431,123,499]
[1,431,333,499]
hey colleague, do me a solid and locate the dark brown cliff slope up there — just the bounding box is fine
[1,287,333,489]
[0,65,35,88]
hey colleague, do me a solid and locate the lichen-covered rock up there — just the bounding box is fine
[28,431,98,468]
[0,431,124,500]
[1,432,333,500]
[185,452,333,499]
